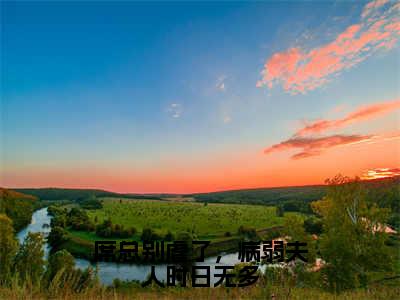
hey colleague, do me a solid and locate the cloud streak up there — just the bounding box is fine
[296,98,400,136]
[256,0,400,94]
[167,103,183,118]
[264,134,374,160]
[361,167,400,180]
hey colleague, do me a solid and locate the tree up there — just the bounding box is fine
[0,214,18,284]
[67,208,94,231]
[51,214,67,228]
[80,196,102,210]
[311,175,393,292]
[0,189,37,231]
[283,214,316,264]
[48,226,69,248]
[14,232,45,285]
[303,217,323,235]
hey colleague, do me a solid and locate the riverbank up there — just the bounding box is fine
[18,207,282,285]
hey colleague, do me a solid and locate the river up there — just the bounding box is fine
[18,207,263,285]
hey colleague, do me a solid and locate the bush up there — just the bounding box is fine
[164,231,175,241]
[80,197,102,210]
[46,249,75,283]
[96,219,135,238]
[140,228,160,241]
[238,225,258,240]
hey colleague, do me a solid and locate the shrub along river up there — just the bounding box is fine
[17,207,267,285]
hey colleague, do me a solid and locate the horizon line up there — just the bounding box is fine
[3,175,398,196]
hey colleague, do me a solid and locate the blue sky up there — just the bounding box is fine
[1,1,399,192]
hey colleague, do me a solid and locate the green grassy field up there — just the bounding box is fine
[85,197,293,239]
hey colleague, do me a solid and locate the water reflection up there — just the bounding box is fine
[17,207,52,258]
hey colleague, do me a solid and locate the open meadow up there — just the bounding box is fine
[83,197,295,239]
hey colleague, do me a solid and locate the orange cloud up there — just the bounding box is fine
[360,167,400,180]
[296,99,400,136]
[257,0,400,94]
[264,134,374,160]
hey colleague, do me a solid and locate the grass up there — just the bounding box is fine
[59,234,94,260]
[85,198,296,239]
[63,198,299,260]
[1,280,399,300]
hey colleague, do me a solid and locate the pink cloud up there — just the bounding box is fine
[296,98,400,136]
[361,0,389,19]
[264,134,374,160]
[257,0,400,94]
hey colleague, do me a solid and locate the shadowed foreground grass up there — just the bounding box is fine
[1,280,399,300]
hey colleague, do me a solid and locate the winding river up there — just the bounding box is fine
[18,207,258,285]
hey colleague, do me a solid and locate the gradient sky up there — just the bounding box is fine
[1,0,399,193]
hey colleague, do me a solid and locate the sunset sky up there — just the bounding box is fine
[1,0,399,193]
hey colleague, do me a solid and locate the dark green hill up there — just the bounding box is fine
[190,176,400,215]
[13,188,161,202]
[191,185,326,213]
